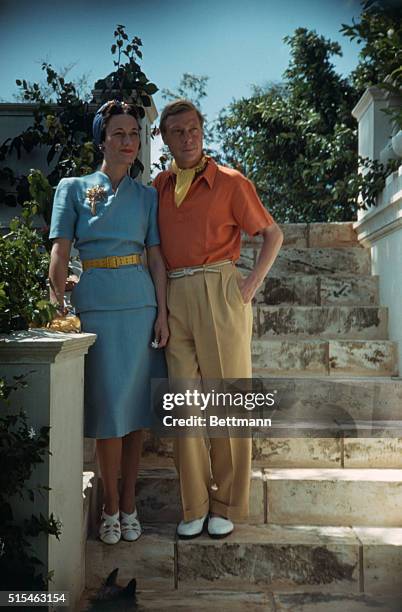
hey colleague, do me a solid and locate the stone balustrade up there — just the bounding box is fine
[352,86,402,370]
[0,329,96,611]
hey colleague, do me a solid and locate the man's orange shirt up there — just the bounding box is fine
[153,158,275,270]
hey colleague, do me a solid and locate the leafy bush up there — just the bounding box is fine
[217,24,400,222]
[0,24,157,213]
[0,375,62,590]
[0,178,56,333]
[341,0,402,131]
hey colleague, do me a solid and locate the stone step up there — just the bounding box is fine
[92,466,402,528]
[176,525,402,594]
[255,438,402,469]
[272,591,400,611]
[252,339,398,376]
[79,586,273,611]
[78,588,401,611]
[255,306,388,340]
[141,437,402,471]
[238,247,370,276]
[264,468,402,527]
[94,468,264,525]
[141,378,402,468]
[255,274,379,307]
[86,524,175,591]
[85,523,402,596]
[243,222,359,249]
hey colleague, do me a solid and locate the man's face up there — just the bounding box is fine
[162,110,203,169]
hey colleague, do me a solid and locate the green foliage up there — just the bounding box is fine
[0,24,156,206]
[341,0,402,130]
[217,25,400,222]
[341,0,402,92]
[13,62,93,104]
[162,73,209,108]
[0,375,62,590]
[0,188,56,332]
[95,24,158,118]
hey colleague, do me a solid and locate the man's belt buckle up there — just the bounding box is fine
[183,267,195,276]
[106,255,118,268]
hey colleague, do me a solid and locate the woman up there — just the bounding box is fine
[48,100,168,545]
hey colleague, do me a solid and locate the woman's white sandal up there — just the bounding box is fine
[99,510,121,545]
[120,509,142,542]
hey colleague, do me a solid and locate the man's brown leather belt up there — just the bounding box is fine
[82,254,142,271]
[167,259,233,279]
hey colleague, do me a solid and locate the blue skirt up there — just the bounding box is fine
[80,307,167,438]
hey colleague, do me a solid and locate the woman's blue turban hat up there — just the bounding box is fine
[92,100,128,146]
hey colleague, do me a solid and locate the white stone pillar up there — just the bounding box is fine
[0,329,96,611]
[352,86,402,373]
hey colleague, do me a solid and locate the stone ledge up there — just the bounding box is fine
[255,275,379,307]
[242,223,359,249]
[264,468,402,527]
[256,305,388,340]
[0,329,96,363]
[252,338,398,377]
[84,523,402,596]
[239,247,370,276]
[176,524,360,591]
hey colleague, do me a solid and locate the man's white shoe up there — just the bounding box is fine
[99,510,121,545]
[120,509,142,542]
[207,516,234,538]
[177,513,208,539]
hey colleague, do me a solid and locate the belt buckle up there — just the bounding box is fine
[107,256,118,268]
[183,267,194,276]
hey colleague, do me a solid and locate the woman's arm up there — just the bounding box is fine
[48,238,72,315]
[147,245,169,348]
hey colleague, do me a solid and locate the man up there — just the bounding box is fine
[153,99,283,539]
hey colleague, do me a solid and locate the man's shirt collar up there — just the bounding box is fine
[168,156,217,189]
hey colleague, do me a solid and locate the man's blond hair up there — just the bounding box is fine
[159,99,204,136]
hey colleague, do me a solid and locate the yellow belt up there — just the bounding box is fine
[82,253,142,271]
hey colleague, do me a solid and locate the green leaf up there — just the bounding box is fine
[145,83,158,95]
[141,95,151,107]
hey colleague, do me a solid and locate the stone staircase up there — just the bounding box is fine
[79,223,402,612]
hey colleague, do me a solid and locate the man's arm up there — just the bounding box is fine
[239,223,283,303]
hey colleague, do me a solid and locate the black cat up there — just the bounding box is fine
[84,568,138,611]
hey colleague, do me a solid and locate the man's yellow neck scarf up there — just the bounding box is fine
[171,155,208,207]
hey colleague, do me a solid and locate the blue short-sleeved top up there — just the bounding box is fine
[49,170,160,313]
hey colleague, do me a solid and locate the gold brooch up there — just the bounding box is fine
[86,185,107,216]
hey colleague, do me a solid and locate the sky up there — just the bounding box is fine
[1,0,363,160]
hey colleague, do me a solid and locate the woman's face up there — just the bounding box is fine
[102,113,140,167]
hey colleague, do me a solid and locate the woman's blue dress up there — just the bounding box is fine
[49,170,166,438]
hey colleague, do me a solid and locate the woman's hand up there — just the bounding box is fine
[48,238,72,314]
[153,313,169,348]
